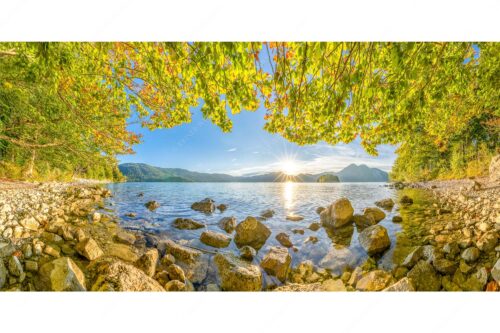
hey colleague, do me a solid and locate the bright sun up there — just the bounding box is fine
[281,159,299,176]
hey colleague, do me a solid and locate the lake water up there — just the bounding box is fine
[104,182,437,285]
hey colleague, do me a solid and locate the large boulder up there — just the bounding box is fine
[356,270,395,291]
[234,216,271,250]
[352,214,376,229]
[320,197,354,228]
[163,240,208,283]
[172,218,205,230]
[200,231,231,248]
[89,258,164,291]
[37,257,87,291]
[358,225,391,255]
[407,260,442,291]
[363,207,386,223]
[214,253,262,291]
[260,246,292,282]
[191,198,215,213]
[490,155,500,182]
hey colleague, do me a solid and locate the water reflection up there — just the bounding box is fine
[324,224,354,247]
[283,181,296,210]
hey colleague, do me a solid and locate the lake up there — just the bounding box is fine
[104,182,437,286]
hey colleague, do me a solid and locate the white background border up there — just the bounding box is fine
[0,1,499,332]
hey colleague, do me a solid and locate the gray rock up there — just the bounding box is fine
[234,216,271,250]
[260,246,291,282]
[320,197,354,228]
[358,225,391,255]
[214,253,262,291]
[407,260,441,291]
[461,247,480,263]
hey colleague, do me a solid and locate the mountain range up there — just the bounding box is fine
[119,163,389,183]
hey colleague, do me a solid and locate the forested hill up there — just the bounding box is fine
[118,163,388,182]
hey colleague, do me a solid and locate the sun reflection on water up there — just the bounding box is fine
[283,181,296,210]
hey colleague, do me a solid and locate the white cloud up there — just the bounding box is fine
[227,148,237,152]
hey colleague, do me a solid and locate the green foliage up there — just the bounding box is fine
[0,42,498,181]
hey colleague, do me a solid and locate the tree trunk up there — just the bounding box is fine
[26,149,36,178]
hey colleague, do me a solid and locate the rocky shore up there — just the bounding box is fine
[1,157,499,291]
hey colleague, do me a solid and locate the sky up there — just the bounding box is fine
[118,104,397,176]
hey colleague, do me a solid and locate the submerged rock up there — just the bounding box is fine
[363,207,386,223]
[145,201,160,211]
[218,216,237,233]
[115,230,136,245]
[358,225,391,255]
[216,204,227,212]
[214,253,262,291]
[356,270,395,291]
[375,198,395,210]
[320,197,354,228]
[275,232,293,248]
[260,246,291,282]
[239,245,256,261]
[286,214,304,222]
[200,231,231,248]
[392,215,403,223]
[234,216,271,250]
[172,218,205,230]
[260,209,275,219]
[407,260,441,291]
[400,195,414,205]
[191,198,215,213]
[319,246,356,274]
[308,222,321,231]
[38,257,86,291]
[89,258,164,291]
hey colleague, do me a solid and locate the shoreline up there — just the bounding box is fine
[1,177,499,291]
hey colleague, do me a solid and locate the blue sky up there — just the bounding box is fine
[119,104,397,176]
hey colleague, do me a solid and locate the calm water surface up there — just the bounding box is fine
[104,182,436,282]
